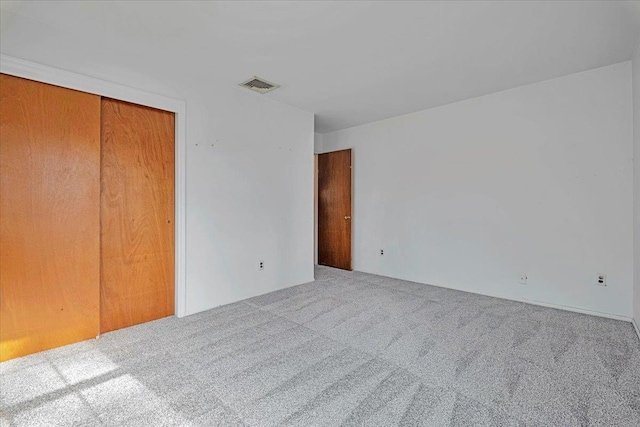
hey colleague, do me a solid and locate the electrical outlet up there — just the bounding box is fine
[380,249,384,256]
[596,274,606,286]
[259,261,264,271]
[518,274,527,285]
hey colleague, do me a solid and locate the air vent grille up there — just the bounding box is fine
[239,76,280,94]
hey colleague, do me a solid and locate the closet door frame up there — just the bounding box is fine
[0,54,188,319]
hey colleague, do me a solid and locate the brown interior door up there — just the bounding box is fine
[0,74,101,361]
[100,98,175,333]
[317,149,352,270]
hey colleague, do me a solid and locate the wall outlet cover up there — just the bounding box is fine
[596,274,606,286]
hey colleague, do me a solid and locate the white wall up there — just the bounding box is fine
[633,40,640,327]
[0,12,315,316]
[321,62,634,318]
[314,132,324,153]
[314,132,324,265]
[184,86,314,314]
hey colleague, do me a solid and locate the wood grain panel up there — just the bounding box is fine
[0,74,101,361]
[318,149,352,270]
[100,98,175,333]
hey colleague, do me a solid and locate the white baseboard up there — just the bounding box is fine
[632,318,640,342]
[346,268,634,324]
[335,266,640,341]
[185,274,316,317]
[521,297,633,322]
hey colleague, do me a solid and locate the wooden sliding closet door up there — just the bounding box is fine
[0,74,101,361]
[100,98,175,333]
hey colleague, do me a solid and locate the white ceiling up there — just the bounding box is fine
[2,1,640,133]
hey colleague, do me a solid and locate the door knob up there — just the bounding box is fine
[345,216,351,220]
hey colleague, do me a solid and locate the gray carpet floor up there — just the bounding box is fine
[2,266,640,426]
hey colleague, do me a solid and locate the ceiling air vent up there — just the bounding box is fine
[239,76,280,94]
